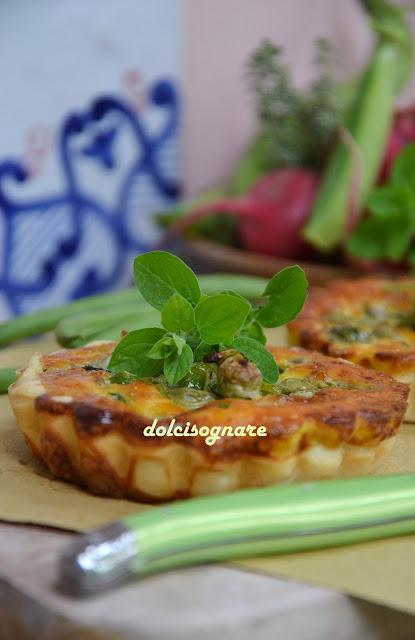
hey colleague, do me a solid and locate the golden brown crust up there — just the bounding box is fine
[289,277,415,368]
[288,277,415,420]
[9,341,408,502]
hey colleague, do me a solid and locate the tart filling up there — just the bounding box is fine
[289,277,415,421]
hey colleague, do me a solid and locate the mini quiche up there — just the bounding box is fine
[9,340,408,502]
[288,277,415,421]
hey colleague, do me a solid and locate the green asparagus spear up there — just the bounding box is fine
[303,0,413,251]
[200,274,267,299]
[55,305,157,347]
[58,275,267,347]
[0,275,269,348]
[0,289,141,347]
[65,315,162,348]
[0,368,17,393]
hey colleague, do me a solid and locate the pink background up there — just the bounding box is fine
[183,0,415,195]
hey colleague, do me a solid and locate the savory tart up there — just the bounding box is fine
[288,277,415,421]
[9,340,408,502]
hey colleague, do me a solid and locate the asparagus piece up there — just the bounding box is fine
[65,314,162,347]
[0,289,141,347]
[56,305,157,347]
[58,275,267,347]
[0,368,17,393]
[302,0,413,251]
[0,275,268,348]
[200,274,267,299]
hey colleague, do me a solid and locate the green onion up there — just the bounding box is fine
[303,0,413,252]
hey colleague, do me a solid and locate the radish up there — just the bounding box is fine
[160,169,319,260]
[239,169,319,258]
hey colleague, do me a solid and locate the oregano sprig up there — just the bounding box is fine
[109,251,308,386]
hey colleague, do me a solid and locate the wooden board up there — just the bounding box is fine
[182,237,356,285]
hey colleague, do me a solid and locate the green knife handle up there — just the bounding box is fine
[58,474,415,594]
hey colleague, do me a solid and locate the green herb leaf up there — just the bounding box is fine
[391,144,415,192]
[185,326,202,350]
[348,178,415,263]
[195,293,250,344]
[233,336,279,383]
[147,336,173,360]
[171,333,186,354]
[220,289,247,300]
[147,334,186,359]
[347,212,414,261]
[238,319,266,344]
[164,343,194,385]
[134,251,201,311]
[161,293,195,333]
[256,265,308,327]
[193,340,215,361]
[408,246,415,267]
[108,328,166,378]
[365,184,415,218]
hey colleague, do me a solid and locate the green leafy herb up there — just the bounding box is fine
[148,334,186,359]
[109,328,166,377]
[238,318,266,344]
[245,38,339,172]
[108,251,308,394]
[391,143,415,191]
[164,343,194,385]
[161,293,195,333]
[134,251,201,310]
[194,340,214,362]
[233,336,279,383]
[195,293,251,344]
[256,265,308,327]
[347,144,415,263]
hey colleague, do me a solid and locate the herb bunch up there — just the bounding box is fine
[347,144,415,265]
[109,252,308,386]
[247,38,339,170]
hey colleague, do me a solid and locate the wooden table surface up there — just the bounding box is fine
[3,522,415,640]
[2,336,415,638]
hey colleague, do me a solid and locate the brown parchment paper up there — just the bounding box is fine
[1,333,415,613]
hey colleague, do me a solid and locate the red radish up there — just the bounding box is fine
[160,169,319,259]
[379,110,415,182]
[240,169,319,257]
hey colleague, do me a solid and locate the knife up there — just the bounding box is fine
[58,473,415,595]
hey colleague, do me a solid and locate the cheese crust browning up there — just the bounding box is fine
[289,277,415,421]
[9,341,408,502]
